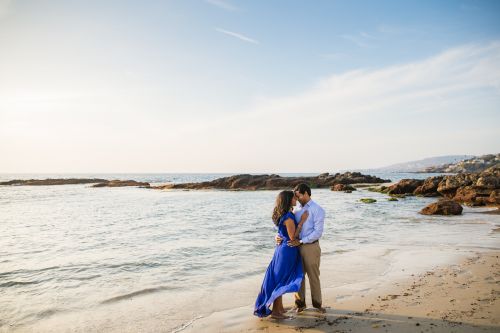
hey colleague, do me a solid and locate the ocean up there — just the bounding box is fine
[1,172,499,332]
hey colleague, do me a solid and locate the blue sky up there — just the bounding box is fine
[0,0,499,172]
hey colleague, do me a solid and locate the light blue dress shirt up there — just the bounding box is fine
[294,199,325,244]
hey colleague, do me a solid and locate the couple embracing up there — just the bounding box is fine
[254,183,326,319]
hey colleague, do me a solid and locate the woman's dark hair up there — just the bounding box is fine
[272,190,294,226]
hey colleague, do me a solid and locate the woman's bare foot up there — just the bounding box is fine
[270,313,290,320]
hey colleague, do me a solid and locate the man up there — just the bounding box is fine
[277,183,326,313]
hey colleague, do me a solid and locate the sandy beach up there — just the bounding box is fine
[182,251,500,333]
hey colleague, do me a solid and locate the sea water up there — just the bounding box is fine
[0,173,499,332]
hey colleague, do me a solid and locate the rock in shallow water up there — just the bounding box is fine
[331,184,356,192]
[420,199,463,215]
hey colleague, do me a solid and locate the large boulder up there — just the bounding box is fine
[386,179,424,195]
[414,176,444,196]
[420,199,463,215]
[452,186,492,206]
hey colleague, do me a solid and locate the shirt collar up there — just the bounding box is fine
[303,199,313,208]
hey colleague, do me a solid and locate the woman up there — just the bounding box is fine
[254,190,309,319]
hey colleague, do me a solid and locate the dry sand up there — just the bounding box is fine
[181,251,500,332]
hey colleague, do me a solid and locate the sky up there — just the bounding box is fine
[0,0,499,173]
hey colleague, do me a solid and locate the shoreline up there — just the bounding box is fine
[180,250,500,333]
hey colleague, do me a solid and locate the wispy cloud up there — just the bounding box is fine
[171,41,500,170]
[215,28,259,44]
[205,0,238,11]
[340,32,376,48]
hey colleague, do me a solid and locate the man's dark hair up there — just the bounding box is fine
[294,183,311,196]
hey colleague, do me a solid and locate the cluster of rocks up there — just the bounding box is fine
[369,165,500,215]
[0,178,150,188]
[419,153,499,173]
[153,172,390,191]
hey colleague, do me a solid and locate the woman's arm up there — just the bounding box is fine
[294,210,309,239]
[284,218,297,241]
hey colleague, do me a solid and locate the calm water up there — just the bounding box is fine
[0,173,499,332]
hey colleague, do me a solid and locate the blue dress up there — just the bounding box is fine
[254,212,304,317]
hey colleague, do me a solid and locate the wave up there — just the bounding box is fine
[100,286,179,304]
[0,280,41,288]
[0,265,60,278]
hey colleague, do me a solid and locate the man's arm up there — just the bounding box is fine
[300,206,325,244]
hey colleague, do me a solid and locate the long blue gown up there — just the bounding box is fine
[254,212,304,317]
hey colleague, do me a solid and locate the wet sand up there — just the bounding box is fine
[181,251,500,332]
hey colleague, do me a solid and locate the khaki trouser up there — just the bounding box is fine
[295,241,322,308]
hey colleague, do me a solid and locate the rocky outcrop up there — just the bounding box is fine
[331,184,356,192]
[419,153,499,173]
[386,179,424,195]
[420,199,463,215]
[414,176,444,197]
[0,178,108,186]
[153,172,390,191]
[0,178,150,188]
[373,164,500,206]
[92,180,150,188]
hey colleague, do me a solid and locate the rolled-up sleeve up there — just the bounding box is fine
[301,206,325,244]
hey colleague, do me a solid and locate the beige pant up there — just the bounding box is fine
[295,241,322,308]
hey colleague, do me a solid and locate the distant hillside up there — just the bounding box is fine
[372,155,474,173]
[419,153,500,173]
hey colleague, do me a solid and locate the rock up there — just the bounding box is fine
[452,186,478,205]
[386,179,424,195]
[92,180,150,188]
[420,199,463,215]
[360,198,377,203]
[437,173,478,198]
[387,197,398,201]
[153,172,390,191]
[488,190,500,205]
[0,178,108,186]
[452,186,492,206]
[414,176,444,197]
[367,186,387,193]
[331,184,356,192]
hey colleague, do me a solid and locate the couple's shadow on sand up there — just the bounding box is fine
[257,307,499,333]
